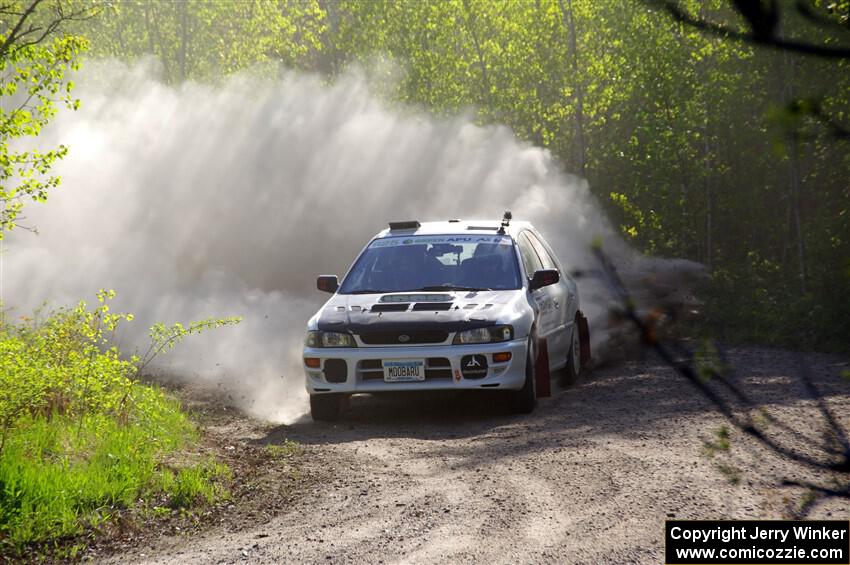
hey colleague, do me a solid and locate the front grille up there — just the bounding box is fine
[359,330,449,345]
[357,358,453,381]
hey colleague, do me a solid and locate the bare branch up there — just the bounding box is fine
[0,0,44,60]
[649,0,850,59]
[593,246,850,476]
[781,479,850,499]
[795,0,850,34]
[0,0,99,60]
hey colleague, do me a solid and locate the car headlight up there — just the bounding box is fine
[305,331,319,347]
[305,330,356,348]
[453,325,513,345]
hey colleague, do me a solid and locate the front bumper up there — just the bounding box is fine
[302,338,528,395]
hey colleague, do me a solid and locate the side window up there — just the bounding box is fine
[516,233,543,278]
[526,232,558,271]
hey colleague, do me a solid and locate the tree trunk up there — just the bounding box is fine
[144,2,171,80]
[179,0,188,82]
[789,139,806,294]
[781,52,806,294]
[144,3,155,54]
[704,134,713,271]
[462,0,494,111]
[557,0,587,177]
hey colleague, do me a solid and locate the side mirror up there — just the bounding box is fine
[317,275,339,293]
[529,269,560,291]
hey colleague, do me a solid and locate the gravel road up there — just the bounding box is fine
[102,347,850,564]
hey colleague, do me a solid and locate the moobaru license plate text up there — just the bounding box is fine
[383,359,425,382]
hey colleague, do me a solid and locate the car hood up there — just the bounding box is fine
[312,290,529,334]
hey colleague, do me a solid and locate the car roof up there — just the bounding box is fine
[374,219,534,240]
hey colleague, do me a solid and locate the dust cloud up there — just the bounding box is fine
[1,60,700,422]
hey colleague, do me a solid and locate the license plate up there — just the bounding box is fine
[382,359,426,382]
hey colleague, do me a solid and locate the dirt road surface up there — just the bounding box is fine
[102,348,850,564]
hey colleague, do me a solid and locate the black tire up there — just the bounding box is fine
[559,326,581,388]
[310,394,342,422]
[511,339,537,414]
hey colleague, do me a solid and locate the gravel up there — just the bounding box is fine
[99,347,850,564]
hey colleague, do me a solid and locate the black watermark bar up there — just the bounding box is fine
[666,520,850,564]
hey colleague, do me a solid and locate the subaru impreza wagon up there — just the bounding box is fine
[303,213,590,420]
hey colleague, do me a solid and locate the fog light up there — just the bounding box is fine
[493,352,512,363]
[323,359,348,383]
[304,357,321,368]
[461,354,488,379]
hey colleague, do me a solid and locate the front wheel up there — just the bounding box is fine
[310,394,342,422]
[511,339,537,414]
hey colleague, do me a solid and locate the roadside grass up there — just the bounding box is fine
[265,439,301,460]
[0,292,238,556]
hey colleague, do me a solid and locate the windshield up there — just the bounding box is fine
[338,235,522,294]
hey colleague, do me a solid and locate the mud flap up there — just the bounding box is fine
[577,310,591,366]
[535,337,551,398]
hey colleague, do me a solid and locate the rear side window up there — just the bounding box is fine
[525,231,559,271]
[516,233,543,278]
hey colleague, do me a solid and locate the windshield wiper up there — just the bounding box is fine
[348,289,387,294]
[413,285,491,292]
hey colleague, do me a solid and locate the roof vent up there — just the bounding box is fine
[388,220,420,230]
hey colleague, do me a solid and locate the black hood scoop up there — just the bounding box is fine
[370,303,410,312]
[412,302,454,311]
[318,299,497,333]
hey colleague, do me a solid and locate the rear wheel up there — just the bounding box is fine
[511,339,537,414]
[310,394,342,422]
[559,325,581,387]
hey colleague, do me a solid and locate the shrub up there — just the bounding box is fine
[0,291,238,550]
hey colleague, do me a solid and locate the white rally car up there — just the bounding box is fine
[303,214,590,421]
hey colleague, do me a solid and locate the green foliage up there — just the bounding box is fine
[703,425,731,457]
[0,289,137,444]
[703,427,741,485]
[155,458,231,509]
[0,29,87,237]
[60,2,850,350]
[694,340,725,383]
[608,191,664,251]
[73,0,327,82]
[323,0,849,352]
[699,250,850,351]
[0,293,237,550]
[266,439,301,461]
[0,411,188,546]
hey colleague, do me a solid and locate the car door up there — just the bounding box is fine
[516,232,562,366]
[524,231,572,367]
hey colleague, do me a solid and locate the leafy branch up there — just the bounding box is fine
[135,316,242,377]
[0,0,97,237]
